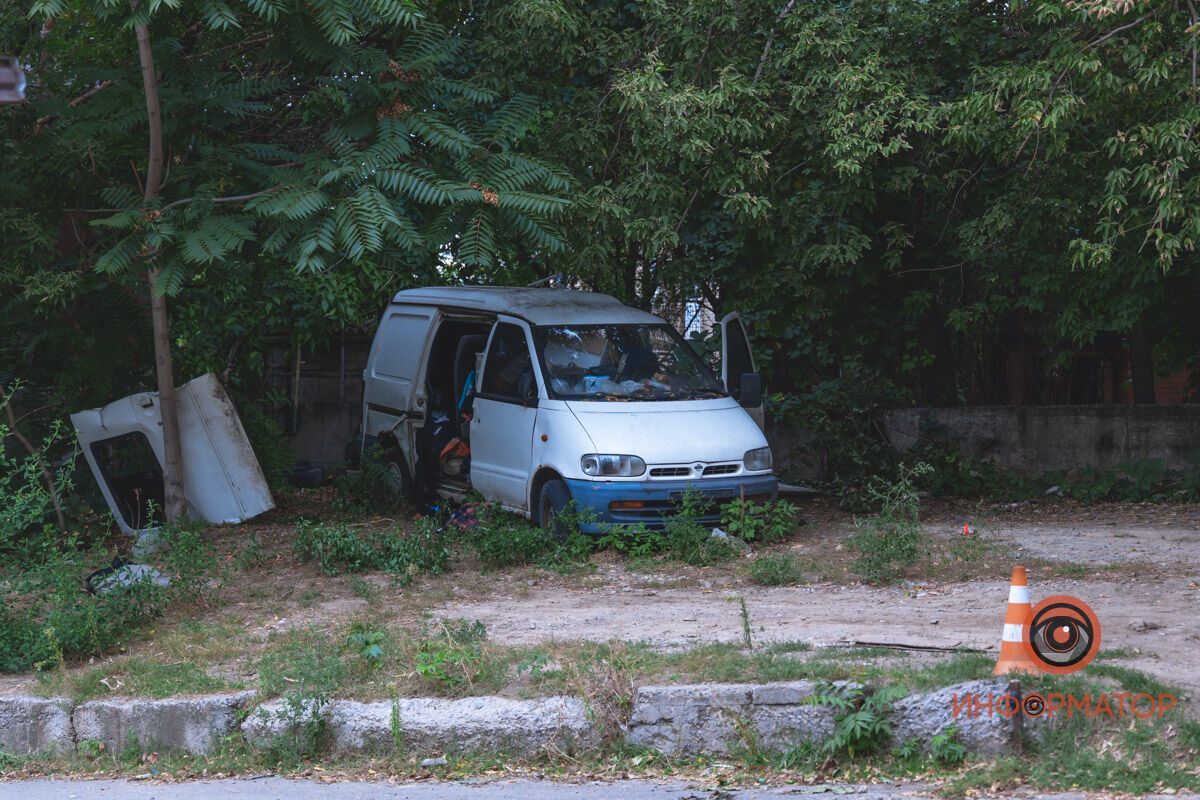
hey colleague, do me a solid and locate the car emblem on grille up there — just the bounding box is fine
[694,462,704,472]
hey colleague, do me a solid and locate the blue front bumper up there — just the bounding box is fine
[564,474,778,533]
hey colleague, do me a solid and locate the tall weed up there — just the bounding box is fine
[848,462,930,584]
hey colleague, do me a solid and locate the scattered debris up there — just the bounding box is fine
[961,522,973,536]
[1045,485,1063,496]
[710,527,752,555]
[447,502,488,532]
[846,640,986,654]
[420,756,448,768]
[1129,619,1164,632]
[85,557,170,595]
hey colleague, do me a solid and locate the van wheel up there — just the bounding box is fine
[537,479,573,539]
[385,456,413,499]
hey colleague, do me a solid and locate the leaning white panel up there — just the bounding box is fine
[71,373,274,538]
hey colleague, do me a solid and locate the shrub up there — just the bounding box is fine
[772,362,908,510]
[720,497,799,544]
[596,523,667,559]
[331,446,409,514]
[464,503,597,570]
[663,490,740,566]
[1051,459,1190,504]
[848,462,929,584]
[748,554,805,586]
[909,436,1030,500]
[0,399,73,554]
[237,404,294,495]
[808,682,905,759]
[293,517,448,581]
[595,490,744,565]
[469,506,556,569]
[0,524,215,673]
[930,724,968,765]
[346,622,387,664]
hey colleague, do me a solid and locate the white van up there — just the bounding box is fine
[362,286,776,532]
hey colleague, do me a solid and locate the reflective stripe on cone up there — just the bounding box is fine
[993,565,1040,676]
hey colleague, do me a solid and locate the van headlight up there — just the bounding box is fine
[581,454,646,477]
[743,446,772,471]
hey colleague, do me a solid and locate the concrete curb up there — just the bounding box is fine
[626,678,1035,757]
[0,679,1036,759]
[73,691,259,756]
[0,696,75,756]
[241,695,596,756]
[626,680,837,756]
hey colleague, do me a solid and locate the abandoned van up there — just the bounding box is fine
[362,286,776,532]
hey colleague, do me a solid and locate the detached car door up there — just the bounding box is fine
[720,312,764,429]
[470,319,540,510]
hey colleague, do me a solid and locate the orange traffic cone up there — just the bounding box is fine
[993,565,1040,675]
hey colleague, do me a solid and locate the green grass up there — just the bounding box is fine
[747,554,806,585]
[1086,663,1177,696]
[36,656,238,702]
[8,650,1199,797]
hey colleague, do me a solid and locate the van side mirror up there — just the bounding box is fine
[738,372,763,409]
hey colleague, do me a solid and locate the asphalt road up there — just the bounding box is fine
[2,779,1197,800]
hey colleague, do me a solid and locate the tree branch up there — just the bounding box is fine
[159,185,281,212]
[69,79,113,107]
[753,0,797,85]
[1013,13,1151,165]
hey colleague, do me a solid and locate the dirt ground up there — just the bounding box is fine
[434,500,1200,695]
[2,497,1197,700]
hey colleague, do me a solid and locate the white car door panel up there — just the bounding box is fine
[470,319,541,511]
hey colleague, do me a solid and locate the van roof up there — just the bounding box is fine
[390,286,664,326]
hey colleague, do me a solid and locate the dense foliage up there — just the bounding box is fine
[1,0,568,409]
[3,0,1200,515]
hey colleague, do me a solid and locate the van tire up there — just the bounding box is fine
[384,455,414,500]
[537,479,572,539]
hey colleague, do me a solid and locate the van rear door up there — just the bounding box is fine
[719,312,764,429]
[363,305,437,465]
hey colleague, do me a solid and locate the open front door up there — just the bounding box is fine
[470,318,540,511]
[720,312,764,430]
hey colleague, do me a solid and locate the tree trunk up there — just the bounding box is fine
[135,14,186,523]
[1129,323,1157,405]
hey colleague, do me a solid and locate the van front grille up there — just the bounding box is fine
[650,467,691,478]
[702,463,739,476]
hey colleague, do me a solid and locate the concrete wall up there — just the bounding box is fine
[880,405,1200,473]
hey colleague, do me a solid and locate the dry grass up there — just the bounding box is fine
[9,491,1185,702]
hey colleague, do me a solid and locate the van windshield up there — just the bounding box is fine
[533,324,725,401]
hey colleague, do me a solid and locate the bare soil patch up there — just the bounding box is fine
[1,495,1195,703]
